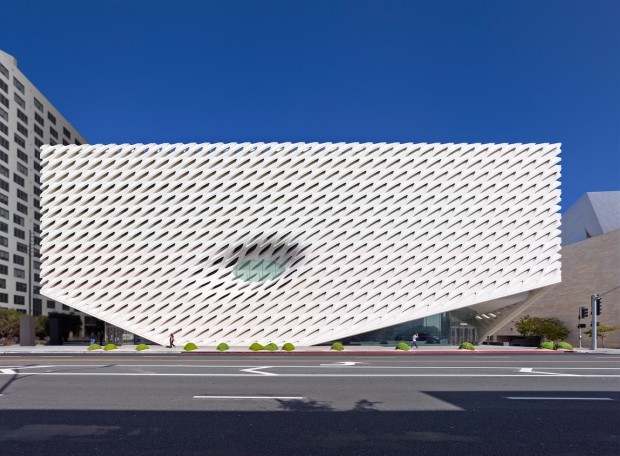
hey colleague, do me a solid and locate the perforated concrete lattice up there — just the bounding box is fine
[40,142,562,346]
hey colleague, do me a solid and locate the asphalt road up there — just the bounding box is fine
[0,353,618,456]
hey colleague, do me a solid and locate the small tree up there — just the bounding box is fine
[540,317,570,341]
[585,325,619,348]
[35,315,48,338]
[515,315,570,342]
[0,307,22,344]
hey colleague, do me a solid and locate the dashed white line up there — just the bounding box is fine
[320,362,368,366]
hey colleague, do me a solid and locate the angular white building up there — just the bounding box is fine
[40,142,561,346]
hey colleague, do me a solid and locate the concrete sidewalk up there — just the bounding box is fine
[0,343,617,355]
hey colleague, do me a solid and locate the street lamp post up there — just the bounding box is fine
[28,229,32,316]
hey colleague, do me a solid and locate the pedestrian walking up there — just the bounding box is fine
[412,333,419,348]
[169,332,175,348]
[98,332,104,346]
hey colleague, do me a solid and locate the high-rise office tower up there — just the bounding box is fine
[0,49,86,319]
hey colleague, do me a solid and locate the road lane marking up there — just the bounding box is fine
[0,368,16,374]
[519,367,578,376]
[240,366,278,376]
[0,357,617,364]
[41,356,73,358]
[193,395,304,400]
[506,397,613,401]
[25,364,612,370]
[320,362,368,366]
[1,372,618,377]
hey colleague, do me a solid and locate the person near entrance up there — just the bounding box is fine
[169,332,175,348]
[412,333,419,348]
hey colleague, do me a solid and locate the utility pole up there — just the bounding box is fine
[588,287,615,351]
[28,229,32,316]
[590,294,598,350]
[578,311,581,349]
[578,306,588,349]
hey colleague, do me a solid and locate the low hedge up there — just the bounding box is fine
[282,342,295,352]
[87,344,101,351]
[217,343,229,352]
[458,342,475,351]
[249,342,263,351]
[331,342,344,351]
[104,343,117,351]
[538,341,554,350]
[554,341,573,350]
[135,343,149,351]
[265,343,278,352]
[396,342,410,351]
[184,342,198,351]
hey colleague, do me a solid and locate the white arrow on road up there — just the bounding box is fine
[320,362,367,366]
[519,367,577,376]
[0,368,17,375]
[240,366,278,376]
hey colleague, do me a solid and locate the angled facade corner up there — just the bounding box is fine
[40,142,562,346]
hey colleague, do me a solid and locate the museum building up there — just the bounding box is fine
[40,142,562,347]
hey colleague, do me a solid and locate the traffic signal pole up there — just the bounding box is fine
[590,294,597,350]
[578,307,588,349]
[578,310,582,349]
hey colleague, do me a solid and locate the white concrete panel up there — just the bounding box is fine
[40,142,561,346]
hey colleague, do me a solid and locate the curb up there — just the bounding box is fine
[180,349,576,355]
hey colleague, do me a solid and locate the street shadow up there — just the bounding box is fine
[0,390,617,456]
[276,398,333,411]
[353,399,381,411]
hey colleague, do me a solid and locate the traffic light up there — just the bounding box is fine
[580,307,589,318]
[595,295,602,315]
[577,323,586,329]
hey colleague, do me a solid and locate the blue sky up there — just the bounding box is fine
[1,0,618,211]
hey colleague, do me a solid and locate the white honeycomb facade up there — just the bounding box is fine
[40,142,562,346]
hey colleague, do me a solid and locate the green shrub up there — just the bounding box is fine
[184,342,198,351]
[282,342,295,352]
[217,342,229,352]
[396,342,410,351]
[135,343,149,351]
[265,343,278,352]
[87,344,101,351]
[458,342,475,351]
[538,341,554,350]
[104,343,117,351]
[249,342,263,351]
[554,341,573,350]
[331,342,344,351]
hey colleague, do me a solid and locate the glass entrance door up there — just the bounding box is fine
[450,326,477,345]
